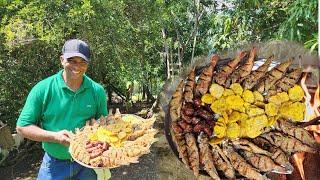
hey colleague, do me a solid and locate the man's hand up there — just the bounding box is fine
[53,130,72,146]
[16,125,74,146]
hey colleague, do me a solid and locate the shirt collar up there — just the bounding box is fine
[57,70,90,92]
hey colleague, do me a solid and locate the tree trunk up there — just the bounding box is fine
[162,28,171,80]
[191,0,203,64]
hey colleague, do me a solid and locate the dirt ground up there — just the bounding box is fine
[0,141,43,180]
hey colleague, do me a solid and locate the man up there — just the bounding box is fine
[16,39,107,179]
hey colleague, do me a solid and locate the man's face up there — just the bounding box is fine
[61,56,88,80]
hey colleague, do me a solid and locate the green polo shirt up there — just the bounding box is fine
[17,70,107,160]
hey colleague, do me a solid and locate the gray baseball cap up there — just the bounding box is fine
[62,39,90,62]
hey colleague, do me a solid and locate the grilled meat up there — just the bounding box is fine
[210,144,236,179]
[232,139,272,156]
[195,54,220,97]
[274,118,320,149]
[255,59,293,93]
[184,68,196,103]
[242,55,273,90]
[222,144,265,180]
[252,137,292,169]
[198,134,220,179]
[172,133,189,168]
[241,150,291,174]
[169,80,184,122]
[261,132,318,154]
[185,133,200,177]
[274,68,303,92]
[227,47,256,86]
[215,51,246,86]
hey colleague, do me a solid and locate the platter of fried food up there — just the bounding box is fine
[166,47,319,179]
[70,110,157,168]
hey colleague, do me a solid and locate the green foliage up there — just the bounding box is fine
[0,0,165,128]
[277,0,317,42]
[304,33,318,52]
[207,0,317,51]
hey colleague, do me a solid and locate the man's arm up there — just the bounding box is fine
[16,125,72,146]
[15,83,73,145]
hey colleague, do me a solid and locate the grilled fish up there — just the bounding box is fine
[169,80,184,122]
[255,59,293,93]
[198,134,220,179]
[232,139,272,156]
[227,47,256,86]
[242,55,273,90]
[253,137,292,169]
[184,68,195,103]
[274,118,320,149]
[275,68,303,92]
[241,150,291,174]
[222,144,265,180]
[215,51,246,86]
[185,133,200,177]
[261,132,318,154]
[268,68,302,96]
[195,54,220,97]
[210,144,236,179]
[172,133,189,168]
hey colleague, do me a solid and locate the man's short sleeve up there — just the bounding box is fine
[17,86,43,127]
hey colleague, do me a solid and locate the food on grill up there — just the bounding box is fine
[169,80,184,122]
[195,54,219,97]
[210,144,236,179]
[274,68,303,92]
[252,137,294,173]
[70,111,157,168]
[215,51,246,86]
[261,132,317,154]
[185,133,200,177]
[288,85,305,102]
[198,134,220,179]
[243,56,273,90]
[241,150,288,173]
[227,47,256,86]
[232,139,271,156]
[273,118,320,149]
[222,144,265,180]
[184,68,196,103]
[172,133,189,168]
[255,59,293,94]
[167,48,319,179]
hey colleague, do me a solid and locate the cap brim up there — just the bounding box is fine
[63,53,89,62]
